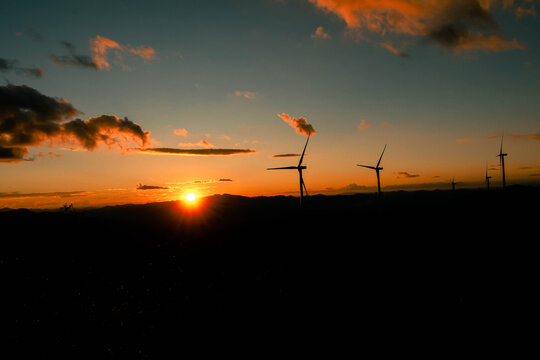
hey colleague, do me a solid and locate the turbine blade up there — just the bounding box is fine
[357,165,376,170]
[376,144,387,168]
[267,166,298,170]
[298,135,310,167]
[302,178,308,197]
[500,135,504,154]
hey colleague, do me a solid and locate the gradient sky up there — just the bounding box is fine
[1,0,539,208]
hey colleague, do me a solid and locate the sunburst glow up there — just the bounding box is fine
[186,193,197,202]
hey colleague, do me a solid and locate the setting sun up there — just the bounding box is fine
[186,193,197,202]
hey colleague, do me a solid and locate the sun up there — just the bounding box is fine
[185,193,197,202]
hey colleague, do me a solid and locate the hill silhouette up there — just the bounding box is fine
[1,186,537,355]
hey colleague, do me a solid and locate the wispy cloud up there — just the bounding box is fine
[135,147,256,156]
[380,42,409,58]
[89,35,156,70]
[177,140,215,148]
[0,85,150,163]
[396,171,420,178]
[357,119,371,131]
[0,57,43,78]
[312,26,330,40]
[0,191,87,199]
[277,113,316,136]
[234,90,257,99]
[48,42,98,69]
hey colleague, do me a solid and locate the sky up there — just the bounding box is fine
[1,0,539,209]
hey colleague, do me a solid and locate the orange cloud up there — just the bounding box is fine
[277,113,316,136]
[89,35,156,70]
[308,0,525,54]
[357,119,371,131]
[312,26,330,39]
[129,46,156,61]
[234,90,257,99]
[380,42,409,57]
[174,128,188,136]
[177,140,215,148]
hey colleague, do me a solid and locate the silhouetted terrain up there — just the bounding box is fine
[1,186,538,355]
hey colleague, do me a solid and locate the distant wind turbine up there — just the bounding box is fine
[497,136,508,189]
[357,144,387,199]
[451,177,457,191]
[268,135,310,207]
[485,161,492,191]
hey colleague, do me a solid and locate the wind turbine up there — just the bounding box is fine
[357,144,387,199]
[268,135,310,207]
[485,161,492,191]
[497,136,508,189]
[451,177,457,191]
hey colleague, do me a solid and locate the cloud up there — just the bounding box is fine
[135,147,256,156]
[48,42,98,69]
[136,184,168,190]
[308,0,525,54]
[234,90,257,99]
[89,35,156,70]
[0,191,86,199]
[128,46,156,62]
[0,57,43,78]
[219,178,233,182]
[515,4,537,17]
[174,128,188,136]
[177,140,214,148]
[272,153,300,158]
[380,42,409,57]
[396,171,420,178]
[357,119,371,131]
[312,26,331,39]
[0,84,150,162]
[277,113,316,136]
[488,133,540,141]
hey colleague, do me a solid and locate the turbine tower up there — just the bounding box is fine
[485,161,492,191]
[268,135,310,207]
[451,177,457,191]
[357,144,387,199]
[497,136,508,189]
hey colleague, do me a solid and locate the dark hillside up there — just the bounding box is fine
[1,187,537,355]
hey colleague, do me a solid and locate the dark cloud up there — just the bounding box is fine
[136,184,168,190]
[0,57,43,78]
[0,84,150,162]
[396,171,420,178]
[219,178,233,182]
[48,42,98,69]
[271,153,300,158]
[425,0,522,52]
[136,148,255,156]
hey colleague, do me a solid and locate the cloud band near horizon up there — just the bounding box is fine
[135,147,256,156]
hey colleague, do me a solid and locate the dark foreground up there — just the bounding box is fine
[1,186,538,355]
